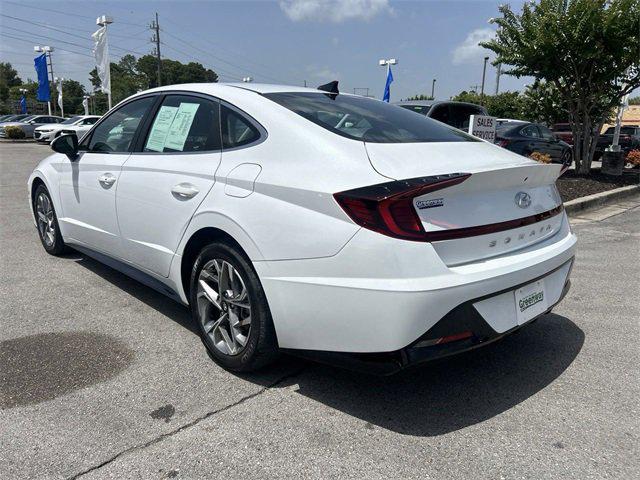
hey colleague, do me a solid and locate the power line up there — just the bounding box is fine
[4,1,147,27]
[161,29,285,83]
[1,14,148,56]
[0,32,93,58]
[159,43,239,81]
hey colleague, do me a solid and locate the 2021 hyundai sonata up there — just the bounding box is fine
[28,83,576,374]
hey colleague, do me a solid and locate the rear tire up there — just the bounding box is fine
[33,184,67,256]
[189,242,279,372]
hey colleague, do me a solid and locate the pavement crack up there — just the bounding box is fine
[67,366,306,479]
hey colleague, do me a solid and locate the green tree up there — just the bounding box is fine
[57,79,86,115]
[629,96,640,105]
[136,55,218,88]
[452,90,524,119]
[0,62,23,106]
[90,54,146,109]
[405,94,433,101]
[519,81,568,125]
[482,0,640,174]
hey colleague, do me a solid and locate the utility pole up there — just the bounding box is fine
[150,13,161,87]
[495,63,501,95]
[431,78,436,99]
[480,56,489,105]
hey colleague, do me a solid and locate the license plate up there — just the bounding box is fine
[514,280,547,324]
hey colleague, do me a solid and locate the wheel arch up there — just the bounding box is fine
[178,225,260,302]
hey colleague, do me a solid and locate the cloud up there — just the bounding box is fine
[279,0,392,23]
[452,28,494,65]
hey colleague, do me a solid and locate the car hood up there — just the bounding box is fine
[36,123,65,130]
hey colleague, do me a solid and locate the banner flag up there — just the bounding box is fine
[382,65,394,103]
[58,80,63,110]
[20,95,27,114]
[82,97,89,115]
[34,53,50,102]
[92,26,111,94]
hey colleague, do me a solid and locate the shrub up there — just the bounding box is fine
[625,149,640,167]
[529,151,552,164]
[4,125,25,139]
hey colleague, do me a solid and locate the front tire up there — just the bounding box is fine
[189,242,278,372]
[33,184,67,256]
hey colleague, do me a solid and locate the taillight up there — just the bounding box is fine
[334,173,471,241]
[497,138,510,148]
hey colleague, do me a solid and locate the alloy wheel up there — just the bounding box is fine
[36,192,56,247]
[196,259,252,355]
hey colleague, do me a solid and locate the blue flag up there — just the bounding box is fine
[20,95,27,113]
[34,53,50,102]
[382,65,394,102]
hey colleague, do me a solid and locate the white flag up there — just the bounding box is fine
[82,97,89,115]
[57,80,63,109]
[92,26,111,94]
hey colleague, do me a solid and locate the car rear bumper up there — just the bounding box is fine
[256,212,576,355]
[284,271,572,375]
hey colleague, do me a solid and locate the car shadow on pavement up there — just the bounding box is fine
[67,251,584,435]
[70,253,199,335]
[284,314,584,437]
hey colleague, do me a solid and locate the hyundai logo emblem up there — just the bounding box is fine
[515,192,531,209]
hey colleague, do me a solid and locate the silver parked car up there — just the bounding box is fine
[0,115,66,138]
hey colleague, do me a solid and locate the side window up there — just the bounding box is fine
[521,125,540,138]
[143,95,221,153]
[83,118,99,125]
[86,96,155,153]
[538,125,555,140]
[221,105,260,149]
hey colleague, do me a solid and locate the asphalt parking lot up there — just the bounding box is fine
[1,142,638,480]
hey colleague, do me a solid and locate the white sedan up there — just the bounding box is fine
[34,115,101,143]
[28,83,576,373]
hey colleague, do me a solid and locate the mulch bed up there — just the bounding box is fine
[557,168,639,202]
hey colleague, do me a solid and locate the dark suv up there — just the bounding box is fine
[594,125,640,159]
[395,100,489,130]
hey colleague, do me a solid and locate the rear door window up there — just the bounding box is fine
[521,125,541,138]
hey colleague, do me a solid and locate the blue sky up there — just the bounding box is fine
[1,0,533,100]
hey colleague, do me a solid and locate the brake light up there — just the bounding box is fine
[334,173,471,241]
[497,138,510,148]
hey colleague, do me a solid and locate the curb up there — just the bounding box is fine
[564,184,640,216]
[0,139,36,143]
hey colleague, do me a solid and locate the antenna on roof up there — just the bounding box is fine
[317,81,339,95]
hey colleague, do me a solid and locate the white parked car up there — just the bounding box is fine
[34,115,101,143]
[28,83,576,374]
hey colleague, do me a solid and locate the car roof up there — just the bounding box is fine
[147,82,339,97]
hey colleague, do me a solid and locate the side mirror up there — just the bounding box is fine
[51,134,79,159]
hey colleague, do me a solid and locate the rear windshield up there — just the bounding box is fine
[264,92,477,143]
[604,126,637,135]
[399,104,430,115]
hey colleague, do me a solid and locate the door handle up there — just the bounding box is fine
[171,183,199,200]
[98,173,116,188]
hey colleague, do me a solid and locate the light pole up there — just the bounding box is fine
[34,45,55,115]
[431,78,436,99]
[379,58,397,102]
[19,88,27,113]
[96,15,113,109]
[480,56,489,105]
[495,62,501,95]
[55,77,64,117]
[242,77,253,83]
